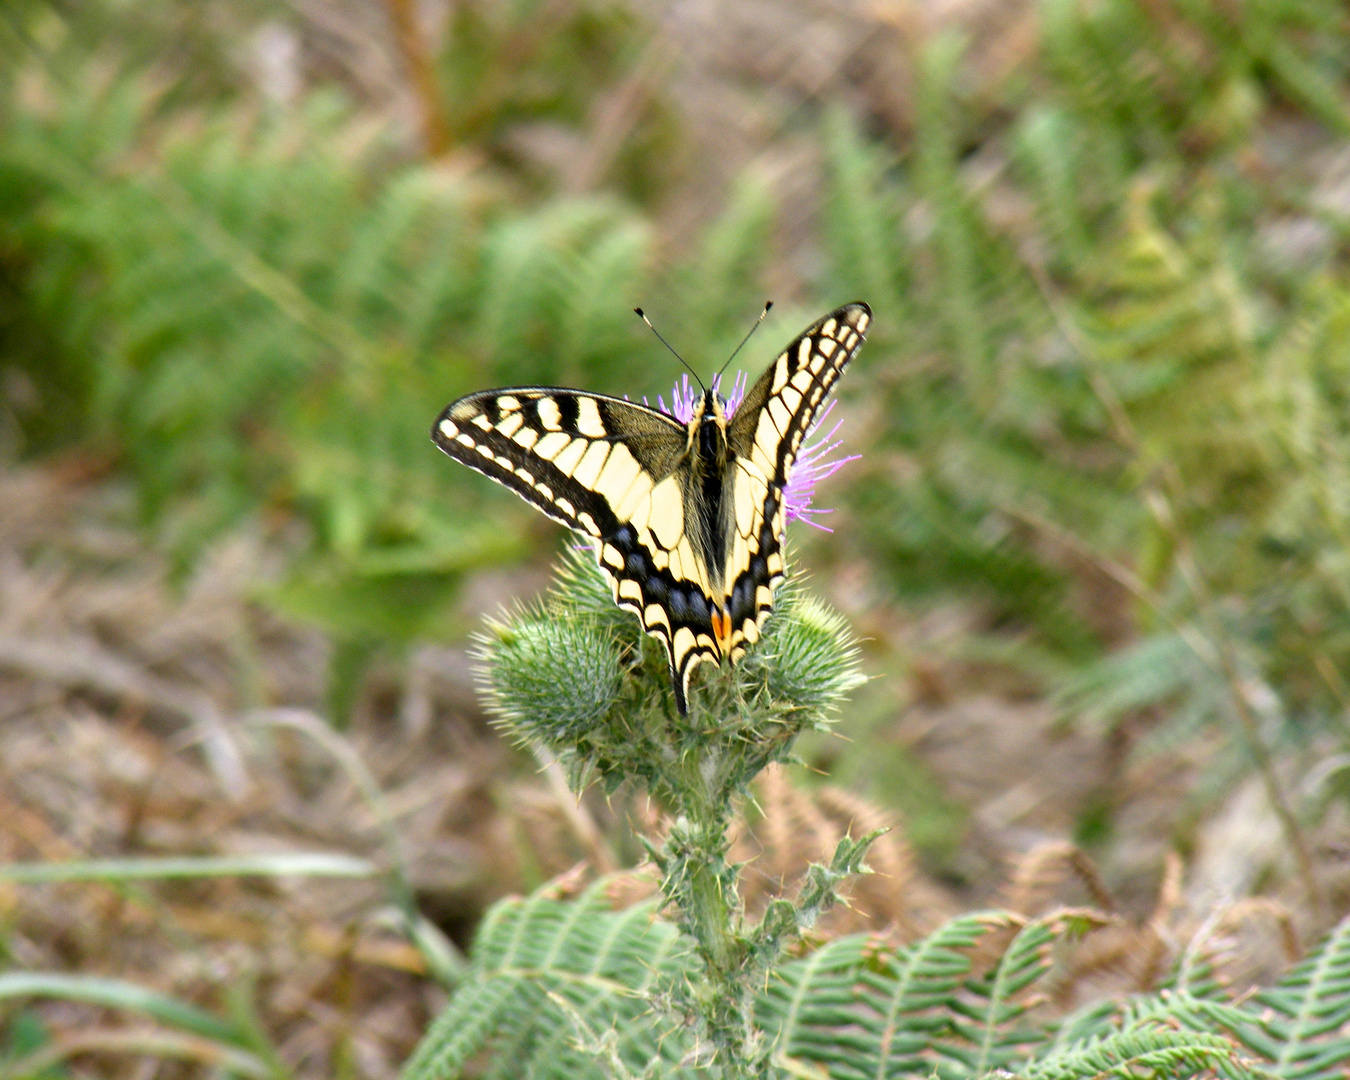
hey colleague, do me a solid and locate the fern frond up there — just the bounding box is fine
[1018,1022,1259,1080]
[955,911,1110,1078]
[400,879,691,1080]
[758,911,1015,1078]
[1230,915,1350,1080]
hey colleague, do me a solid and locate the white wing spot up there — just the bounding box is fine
[534,431,571,461]
[673,627,696,662]
[797,339,812,369]
[855,311,870,333]
[576,397,607,438]
[438,419,459,439]
[644,604,671,631]
[551,438,589,477]
[496,412,524,438]
[472,414,493,431]
[536,398,562,430]
[597,444,641,505]
[615,467,654,521]
[818,338,837,357]
[556,497,576,517]
[768,397,792,436]
[752,416,778,474]
[647,477,685,548]
[512,426,539,449]
[570,440,610,488]
[455,433,475,448]
[619,579,643,603]
[498,395,522,412]
[577,511,599,535]
[821,318,838,337]
[734,475,754,536]
[770,357,790,394]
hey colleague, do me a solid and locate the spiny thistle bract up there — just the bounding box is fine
[474,546,863,798]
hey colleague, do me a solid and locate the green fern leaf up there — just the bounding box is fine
[400,880,691,1080]
[1231,916,1350,1080]
[953,912,1107,1078]
[1018,1023,1259,1080]
[758,911,1015,1078]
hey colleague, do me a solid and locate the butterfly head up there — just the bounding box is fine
[699,386,729,422]
[689,387,730,460]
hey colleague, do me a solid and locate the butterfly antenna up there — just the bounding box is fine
[716,300,773,383]
[635,308,706,395]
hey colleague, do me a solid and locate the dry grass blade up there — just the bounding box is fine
[733,765,950,940]
[0,852,378,883]
[2,1026,276,1080]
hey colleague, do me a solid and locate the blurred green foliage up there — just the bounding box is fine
[2,0,1350,809]
[0,1,776,717]
[819,5,1350,837]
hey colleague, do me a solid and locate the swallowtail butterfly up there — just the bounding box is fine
[432,302,871,713]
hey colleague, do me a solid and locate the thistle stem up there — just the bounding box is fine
[661,745,765,1078]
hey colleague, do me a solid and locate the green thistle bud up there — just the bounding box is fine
[738,587,865,716]
[476,610,624,752]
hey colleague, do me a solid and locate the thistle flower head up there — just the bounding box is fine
[654,373,857,530]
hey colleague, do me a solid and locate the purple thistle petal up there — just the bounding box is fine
[718,371,748,417]
[781,402,859,531]
[655,373,700,424]
[655,374,855,530]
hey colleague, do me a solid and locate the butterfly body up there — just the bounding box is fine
[433,302,870,713]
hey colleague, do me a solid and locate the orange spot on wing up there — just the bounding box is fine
[711,605,732,656]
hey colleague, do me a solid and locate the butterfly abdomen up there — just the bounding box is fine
[690,414,731,591]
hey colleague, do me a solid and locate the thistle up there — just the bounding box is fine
[473,376,871,1077]
[433,304,874,1075]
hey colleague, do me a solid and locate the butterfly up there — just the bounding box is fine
[432,301,870,714]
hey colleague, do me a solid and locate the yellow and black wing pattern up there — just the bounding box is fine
[718,301,871,665]
[431,300,870,713]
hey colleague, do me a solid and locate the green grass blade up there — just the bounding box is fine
[0,853,377,883]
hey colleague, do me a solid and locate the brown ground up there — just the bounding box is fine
[3,454,1347,1077]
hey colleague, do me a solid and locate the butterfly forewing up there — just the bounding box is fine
[431,301,871,714]
[432,389,726,708]
[719,302,871,659]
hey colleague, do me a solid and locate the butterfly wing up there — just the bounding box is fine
[720,301,871,657]
[432,301,871,715]
[432,389,723,712]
